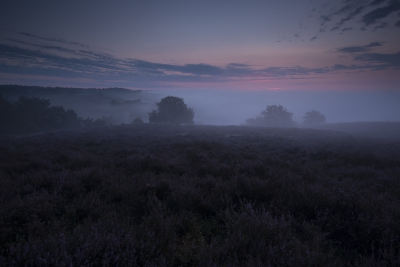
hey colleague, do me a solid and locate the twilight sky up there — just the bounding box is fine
[0,0,399,91]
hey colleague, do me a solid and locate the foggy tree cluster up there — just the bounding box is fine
[0,92,196,136]
[246,105,326,127]
[0,95,109,135]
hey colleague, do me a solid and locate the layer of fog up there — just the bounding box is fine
[154,89,400,125]
[5,86,397,126]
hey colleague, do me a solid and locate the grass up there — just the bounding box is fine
[0,124,399,266]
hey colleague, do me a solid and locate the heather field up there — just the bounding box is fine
[1,124,400,266]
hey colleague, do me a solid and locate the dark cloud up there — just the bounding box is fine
[396,20,400,26]
[331,64,371,70]
[373,21,389,30]
[319,15,331,26]
[260,66,329,77]
[128,60,224,76]
[362,0,400,25]
[0,41,333,82]
[5,39,76,56]
[226,63,250,68]
[370,0,388,5]
[0,43,124,76]
[17,31,89,48]
[310,36,318,41]
[5,37,114,63]
[342,27,353,31]
[337,42,383,53]
[354,52,400,67]
[182,64,224,76]
[337,6,366,26]
[42,46,78,54]
[314,0,399,35]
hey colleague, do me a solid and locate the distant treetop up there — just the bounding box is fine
[303,110,326,124]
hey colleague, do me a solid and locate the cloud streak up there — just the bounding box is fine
[17,31,90,48]
[337,42,383,53]
[354,52,400,67]
[362,0,400,25]
[0,33,398,88]
[315,0,400,33]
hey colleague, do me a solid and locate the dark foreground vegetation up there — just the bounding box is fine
[1,124,400,266]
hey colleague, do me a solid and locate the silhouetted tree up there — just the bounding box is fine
[149,96,194,124]
[303,110,326,124]
[247,105,294,127]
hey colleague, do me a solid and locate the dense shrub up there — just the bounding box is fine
[0,95,81,135]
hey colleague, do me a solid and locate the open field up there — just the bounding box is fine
[1,124,400,266]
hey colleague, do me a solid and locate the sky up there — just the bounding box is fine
[0,0,400,123]
[1,0,399,91]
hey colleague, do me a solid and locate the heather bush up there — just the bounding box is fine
[0,124,399,266]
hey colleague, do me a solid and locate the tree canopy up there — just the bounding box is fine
[246,105,295,127]
[303,110,326,124]
[149,96,194,124]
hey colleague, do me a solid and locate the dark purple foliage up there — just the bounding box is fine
[0,124,399,266]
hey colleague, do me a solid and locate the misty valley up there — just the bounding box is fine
[1,85,400,266]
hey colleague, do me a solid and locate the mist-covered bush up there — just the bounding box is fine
[131,117,144,124]
[303,110,326,124]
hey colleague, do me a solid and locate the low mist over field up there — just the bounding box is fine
[156,89,400,125]
[1,85,399,128]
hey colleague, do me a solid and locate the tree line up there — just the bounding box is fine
[1,94,326,135]
[0,95,109,135]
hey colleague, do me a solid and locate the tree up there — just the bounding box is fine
[303,110,326,124]
[149,96,194,124]
[247,105,295,127]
